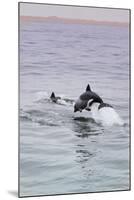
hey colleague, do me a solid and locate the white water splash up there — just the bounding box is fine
[90,103,124,126]
[57,99,68,105]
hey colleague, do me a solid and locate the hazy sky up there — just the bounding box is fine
[20,3,129,23]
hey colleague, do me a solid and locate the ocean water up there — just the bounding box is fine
[19,19,130,197]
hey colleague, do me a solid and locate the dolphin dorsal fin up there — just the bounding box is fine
[86,84,91,92]
[50,92,55,98]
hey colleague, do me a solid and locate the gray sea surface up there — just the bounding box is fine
[19,19,130,197]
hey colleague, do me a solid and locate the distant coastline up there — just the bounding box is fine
[20,15,129,27]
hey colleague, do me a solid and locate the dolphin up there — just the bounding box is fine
[50,92,61,103]
[74,84,103,112]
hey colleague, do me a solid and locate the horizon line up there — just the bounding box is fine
[20,15,129,27]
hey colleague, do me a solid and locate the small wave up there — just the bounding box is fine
[101,44,121,49]
[21,72,44,76]
[20,108,60,127]
[73,117,95,123]
[20,112,59,127]
[25,109,46,117]
[20,110,33,122]
[112,53,120,57]
[20,115,32,122]
[76,149,93,157]
[37,119,59,127]
[20,108,32,122]
[76,132,102,138]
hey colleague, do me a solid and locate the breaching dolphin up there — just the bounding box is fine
[74,84,103,112]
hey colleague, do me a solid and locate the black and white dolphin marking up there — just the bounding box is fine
[87,99,113,110]
[98,102,113,110]
[50,92,61,103]
[74,84,103,112]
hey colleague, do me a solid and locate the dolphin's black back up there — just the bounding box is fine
[80,91,103,103]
